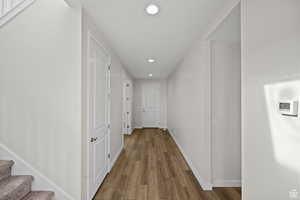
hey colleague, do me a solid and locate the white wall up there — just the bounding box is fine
[0,0,82,199]
[167,2,241,190]
[242,0,300,199]
[167,42,212,189]
[133,79,167,129]
[111,59,130,158]
[81,10,132,199]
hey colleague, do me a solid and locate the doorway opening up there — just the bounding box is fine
[132,79,167,130]
[207,2,242,188]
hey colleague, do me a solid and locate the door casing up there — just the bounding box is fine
[122,80,133,134]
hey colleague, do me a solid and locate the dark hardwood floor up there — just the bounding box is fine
[94,128,241,200]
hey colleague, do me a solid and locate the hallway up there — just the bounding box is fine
[94,129,241,200]
[1,0,299,199]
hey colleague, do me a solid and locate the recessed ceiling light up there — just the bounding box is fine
[148,73,153,77]
[146,4,160,15]
[148,58,155,63]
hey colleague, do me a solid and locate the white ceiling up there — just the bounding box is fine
[83,0,234,79]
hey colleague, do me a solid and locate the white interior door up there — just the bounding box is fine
[142,82,160,128]
[88,33,110,199]
[123,81,133,134]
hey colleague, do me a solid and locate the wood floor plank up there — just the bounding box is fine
[94,128,241,200]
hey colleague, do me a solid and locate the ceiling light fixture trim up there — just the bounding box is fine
[147,58,156,63]
[146,4,160,15]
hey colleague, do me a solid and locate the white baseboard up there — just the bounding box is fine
[110,146,123,171]
[168,130,213,191]
[0,143,74,200]
[133,126,143,129]
[159,126,168,130]
[213,180,241,187]
[133,127,167,130]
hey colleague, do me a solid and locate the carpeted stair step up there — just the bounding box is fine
[0,160,14,182]
[0,175,33,200]
[22,191,54,200]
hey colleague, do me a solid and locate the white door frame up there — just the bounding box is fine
[86,30,112,200]
[122,80,132,135]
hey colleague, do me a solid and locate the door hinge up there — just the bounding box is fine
[108,154,110,159]
[108,124,111,129]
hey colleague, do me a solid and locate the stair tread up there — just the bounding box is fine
[22,191,54,200]
[0,160,14,168]
[0,175,33,200]
[0,160,14,182]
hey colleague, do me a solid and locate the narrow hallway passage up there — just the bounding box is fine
[94,129,241,200]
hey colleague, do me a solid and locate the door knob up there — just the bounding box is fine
[90,137,98,142]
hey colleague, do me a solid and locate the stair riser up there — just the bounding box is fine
[0,166,11,182]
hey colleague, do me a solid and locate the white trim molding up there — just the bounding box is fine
[213,180,241,188]
[0,0,35,27]
[168,130,213,191]
[133,126,143,130]
[0,143,74,200]
[110,146,123,172]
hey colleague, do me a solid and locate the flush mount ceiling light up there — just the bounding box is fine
[148,73,153,77]
[147,58,156,63]
[146,4,160,15]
